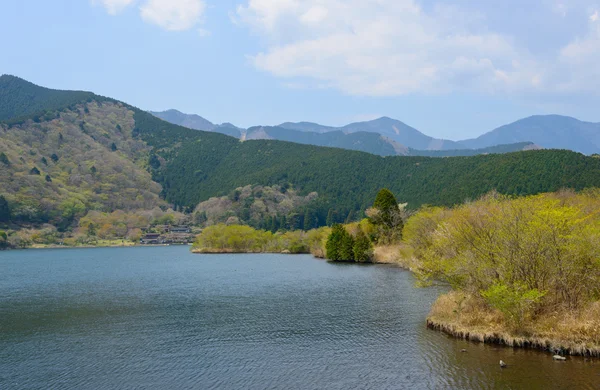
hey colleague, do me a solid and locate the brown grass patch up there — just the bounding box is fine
[427,291,600,356]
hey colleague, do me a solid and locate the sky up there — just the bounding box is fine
[1,0,600,140]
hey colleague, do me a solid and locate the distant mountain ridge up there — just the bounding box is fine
[150,110,538,157]
[457,115,600,155]
[151,109,599,155]
[150,109,243,138]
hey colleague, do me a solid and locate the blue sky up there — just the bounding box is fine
[1,0,600,140]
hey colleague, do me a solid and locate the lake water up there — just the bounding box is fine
[1,246,599,389]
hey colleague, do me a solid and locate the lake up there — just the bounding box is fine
[1,246,599,389]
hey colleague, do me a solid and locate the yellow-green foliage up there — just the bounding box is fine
[192,224,330,254]
[410,190,600,317]
[0,102,164,225]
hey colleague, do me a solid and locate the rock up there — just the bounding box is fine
[499,360,507,368]
[281,250,291,254]
[553,355,567,361]
[461,349,467,353]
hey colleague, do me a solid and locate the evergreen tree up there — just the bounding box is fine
[111,142,117,152]
[345,209,354,224]
[373,188,399,226]
[0,195,10,223]
[326,224,344,260]
[353,231,373,263]
[326,224,355,262]
[0,152,9,166]
[29,167,41,175]
[339,231,355,261]
[41,157,48,166]
[45,174,52,183]
[149,154,161,169]
[0,230,8,250]
[50,153,59,163]
[326,209,335,226]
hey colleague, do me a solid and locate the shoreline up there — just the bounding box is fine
[426,317,600,358]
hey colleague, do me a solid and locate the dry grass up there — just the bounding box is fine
[427,291,600,356]
[372,244,420,270]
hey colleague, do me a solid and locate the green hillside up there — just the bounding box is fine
[2,75,600,230]
[161,136,600,223]
[0,75,100,124]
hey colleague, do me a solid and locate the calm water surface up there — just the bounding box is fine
[1,246,599,389]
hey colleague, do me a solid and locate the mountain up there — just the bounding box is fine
[340,117,461,150]
[150,109,243,138]
[244,126,408,156]
[2,74,600,230]
[150,109,215,131]
[281,117,461,150]
[458,115,600,155]
[278,121,337,133]
[153,111,532,157]
[244,125,535,157]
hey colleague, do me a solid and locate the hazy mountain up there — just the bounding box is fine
[280,117,460,150]
[279,121,337,133]
[458,115,600,155]
[245,126,408,156]
[150,109,215,131]
[244,125,535,157]
[150,109,243,138]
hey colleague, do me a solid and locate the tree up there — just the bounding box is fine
[345,209,355,224]
[29,167,41,175]
[0,195,10,222]
[326,209,336,226]
[369,188,404,243]
[0,152,9,166]
[111,143,118,152]
[45,174,52,183]
[373,188,399,226]
[326,224,355,262]
[0,230,8,249]
[50,153,59,163]
[41,157,48,166]
[353,231,373,263]
[149,154,161,169]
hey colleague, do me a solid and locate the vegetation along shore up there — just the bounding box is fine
[191,188,600,357]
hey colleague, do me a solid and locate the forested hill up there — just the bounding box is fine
[2,75,600,229]
[161,136,600,222]
[0,75,100,123]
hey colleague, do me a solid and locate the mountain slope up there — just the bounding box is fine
[459,115,600,154]
[281,117,460,150]
[245,126,407,156]
[2,75,600,229]
[0,75,97,123]
[150,109,242,138]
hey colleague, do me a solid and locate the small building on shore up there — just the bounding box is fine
[140,233,161,245]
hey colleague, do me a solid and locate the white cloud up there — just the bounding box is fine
[93,0,136,15]
[94,0,206,32]
[235,0,600,97]
[237,0,539,96]
[140,0,206,31]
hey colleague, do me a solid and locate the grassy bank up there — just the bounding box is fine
[191,224,330,257]
[400,190,600,356]
[426,291,600,356]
